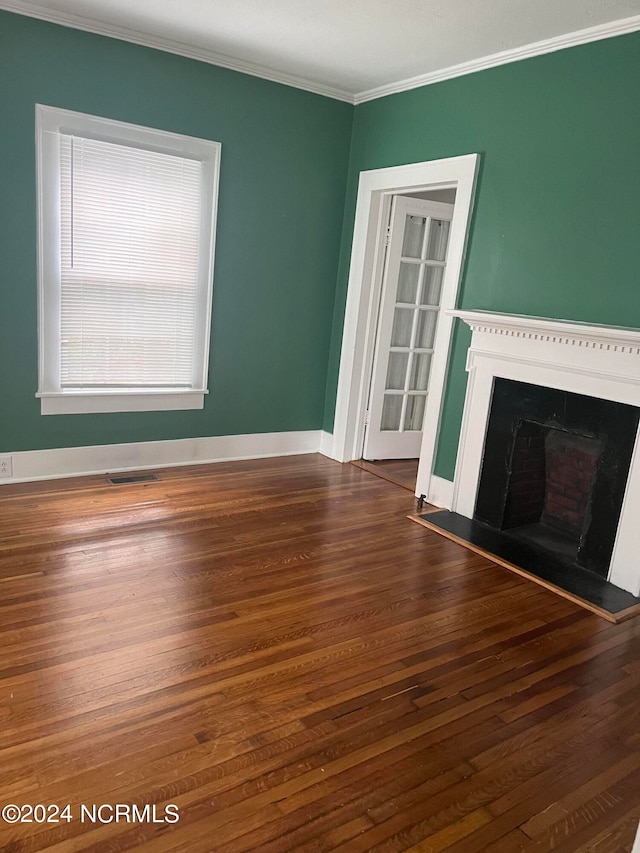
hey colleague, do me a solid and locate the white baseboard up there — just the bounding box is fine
[0,430,323,484]
[632,820,640,853]
[318,430,335,459]
[427,475,454,509]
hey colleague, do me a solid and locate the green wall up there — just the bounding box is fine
[324,31,640,479]
[0,11,352,452]
[3,11,640,475]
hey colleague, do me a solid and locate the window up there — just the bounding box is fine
[36,105,220,414]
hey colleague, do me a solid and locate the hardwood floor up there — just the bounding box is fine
[0,454,638,852]
[350,459,418,492]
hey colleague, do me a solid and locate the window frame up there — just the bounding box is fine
[35,104,221,415]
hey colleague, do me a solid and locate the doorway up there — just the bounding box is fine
[362,190,456,486]
[331,154,479,502]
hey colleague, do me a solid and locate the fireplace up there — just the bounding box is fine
[448,311,640,597]
[474,378,638,579]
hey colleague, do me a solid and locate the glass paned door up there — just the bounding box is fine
[363,196,453,460]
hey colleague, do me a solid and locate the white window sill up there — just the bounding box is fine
[36,389,208,415]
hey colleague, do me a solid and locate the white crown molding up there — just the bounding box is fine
[354,14,640,104]
[2,2,639,104]
[0,0,354,103]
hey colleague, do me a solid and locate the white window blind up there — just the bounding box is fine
[59,135,202,388]
[37,106,220,415]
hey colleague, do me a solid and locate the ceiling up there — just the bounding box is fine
[4,0,640,101]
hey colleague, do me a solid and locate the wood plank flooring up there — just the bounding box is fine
[0,453,638,852]
[350,459,418,492]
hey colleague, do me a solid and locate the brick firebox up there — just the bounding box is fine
[503,420,601,542]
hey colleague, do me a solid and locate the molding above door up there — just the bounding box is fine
[330,153,480,499]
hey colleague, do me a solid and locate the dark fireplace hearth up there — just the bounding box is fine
[475,379,639,579]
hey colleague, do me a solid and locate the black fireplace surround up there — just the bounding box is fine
[474,379,640,579]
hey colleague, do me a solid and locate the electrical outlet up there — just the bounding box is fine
[0,456,13,478]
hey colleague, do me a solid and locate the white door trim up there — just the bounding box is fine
[330,154,480,499]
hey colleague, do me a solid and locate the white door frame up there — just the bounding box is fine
[329,154,480,500]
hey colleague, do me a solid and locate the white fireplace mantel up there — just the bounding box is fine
[449,310,640,597]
